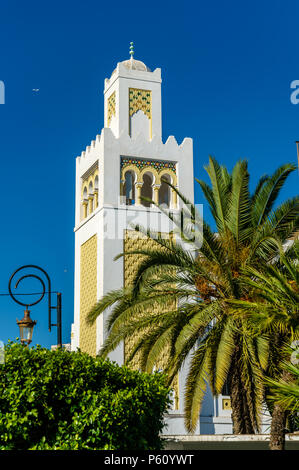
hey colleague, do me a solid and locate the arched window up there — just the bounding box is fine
[141,172,153,207]
[124,170,135,205]
[159,174,171,207]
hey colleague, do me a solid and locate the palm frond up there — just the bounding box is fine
[252,163,297,227]
[214,318,236,394]
[86,287,132,325]
[226,159,251,246]
[251,174,269,205]
[195,178,217,222]
[257,197,299,246]
[184,345,211,433]
[204,156,230,233]
[266,362,299,413]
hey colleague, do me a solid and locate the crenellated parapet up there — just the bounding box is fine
[76,134,102,167]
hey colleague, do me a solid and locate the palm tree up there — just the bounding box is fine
[266,358,299,448]
[267,360,299,420]
[228,242,299,449]
[87,157,299,434]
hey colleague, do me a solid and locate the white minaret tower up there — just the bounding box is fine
[104,42,162,141]
[71,45,194,435]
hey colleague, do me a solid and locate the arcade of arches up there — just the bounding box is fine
[80,158,178,221]
[120,158,178,209]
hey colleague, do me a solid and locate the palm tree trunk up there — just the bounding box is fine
[269,367,292,450]
[268,335,292,450]
[229,349,255,434]
[230,368,245,434]
[269,403,286,450]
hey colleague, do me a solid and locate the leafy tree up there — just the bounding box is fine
[87,157,299,434]
[0,342,170,450]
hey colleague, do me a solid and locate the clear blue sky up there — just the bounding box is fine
[0,0,298,349]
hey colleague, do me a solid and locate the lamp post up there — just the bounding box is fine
[16,309,37,345]
[8,265,62,347]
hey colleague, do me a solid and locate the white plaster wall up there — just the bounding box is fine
[130,110,150,140]
[104,62,162,140]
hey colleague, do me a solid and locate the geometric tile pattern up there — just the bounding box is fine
[107,91,116,127]
[121,156,176,174]
[129,88,151,119]
[123,230,179,409]
[80,234,97,356]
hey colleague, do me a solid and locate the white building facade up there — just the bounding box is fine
[70,52,268,435]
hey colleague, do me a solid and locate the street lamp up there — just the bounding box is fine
[8,265,62,347]
[16,309,37,345]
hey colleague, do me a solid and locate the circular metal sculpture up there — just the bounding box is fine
[8,265,61,347]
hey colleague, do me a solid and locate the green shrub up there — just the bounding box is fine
[0,342,171,450]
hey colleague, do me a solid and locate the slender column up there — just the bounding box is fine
[88,195,94,214]
[82,200,88,219]
[136,183,143,206]
[172,188,178,208]
[94,190,98,208]
[153,185,160,205]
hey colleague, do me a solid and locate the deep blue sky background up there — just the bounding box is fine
[0,0,298,349]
